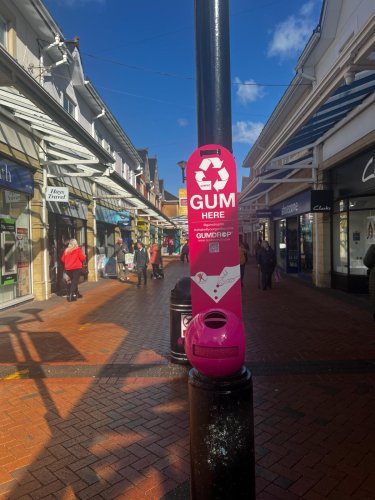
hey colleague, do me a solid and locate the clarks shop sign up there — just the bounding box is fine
[310,190,333,212]
[332,147,375,197]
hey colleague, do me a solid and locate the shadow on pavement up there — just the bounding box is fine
[2,258,191,499]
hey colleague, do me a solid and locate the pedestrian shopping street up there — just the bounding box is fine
[0,257,374,499]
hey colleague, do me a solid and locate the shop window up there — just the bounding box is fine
[286,218,299,270]
[333,212,348,273]
[348,197,375,276]
[333,196,375,275]
[299,214,313,272]
[276,219,286,269]
[0,16,7,48]
[0,190,32,303]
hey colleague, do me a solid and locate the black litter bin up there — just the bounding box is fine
[170,277,192,364]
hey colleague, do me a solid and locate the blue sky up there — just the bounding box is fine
[43,0,322,194]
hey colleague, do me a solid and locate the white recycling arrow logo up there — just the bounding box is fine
[195,157,229,192]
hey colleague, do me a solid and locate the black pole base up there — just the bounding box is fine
[170,349,190,365]
[188,366,255,500]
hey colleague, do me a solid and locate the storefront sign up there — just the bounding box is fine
[332,147,375,197]
[96,205,127,225]
[137,220,148,230]
[186,144,242,319]
[0,157,34,195]
[256,209,273,218]
[46,186,69,202]
[310,190,333,212]
[272,190,311,220]
[179,188,188,216]
[5,191,21,203]
[114,211,131,227]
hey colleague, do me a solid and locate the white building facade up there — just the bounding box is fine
[0,0,174,308]
[240,0,375,294]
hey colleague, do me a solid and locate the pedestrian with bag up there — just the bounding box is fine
[115,238,129,282]
[61,238,86,302]
[149,243,163,279]
[134,241,149,287]
[364,244,375,322]
[180,240,189,263]
[257,240,276,290]
[239,238,247,288]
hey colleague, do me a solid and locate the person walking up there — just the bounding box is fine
[134,241,149,287]
[114,238,129,282]
[149,243,162,279]
[257,240,276,290]
[61,238,86,302]
[239,239,247,288]
[364,244,375,321]
[180,240,189,263]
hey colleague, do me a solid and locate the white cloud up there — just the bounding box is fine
[268,1,317,59]
[233,121,264,144]
[177,118,188,127]
[234,77,264,105]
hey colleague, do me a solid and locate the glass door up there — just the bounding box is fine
[286,217,299,272]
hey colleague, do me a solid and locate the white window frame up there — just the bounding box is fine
[63,94,76,118]
[0,15,7,48]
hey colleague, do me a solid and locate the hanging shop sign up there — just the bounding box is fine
[272,190,311,220]
[46,186,69,202]
[137,220,148,230]
[114,211,131,227]
[186,144,242,319]
[255,209,273,218]
[0,157,34,195]
[310,190,333,212]
[332,147,375,198]
[179,188,188,216]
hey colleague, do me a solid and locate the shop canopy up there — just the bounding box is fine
[0,46,175,229]
[240,70,375,207]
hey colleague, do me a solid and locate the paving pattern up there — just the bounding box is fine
[0,257,374,499]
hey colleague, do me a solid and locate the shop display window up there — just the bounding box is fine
[299,214,313,272]
[348,197,375,275]
[333,196,375,275]
[0,190,32,304]
[333,212,348,273]
[275,219,286,269]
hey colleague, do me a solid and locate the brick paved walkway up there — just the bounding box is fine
[0,258,374,499]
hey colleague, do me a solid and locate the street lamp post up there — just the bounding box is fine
[177,160,187,183]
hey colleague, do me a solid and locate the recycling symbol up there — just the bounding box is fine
[195,157,229,192]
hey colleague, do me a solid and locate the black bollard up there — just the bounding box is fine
[170,277,192,364]
[189,366,255,500]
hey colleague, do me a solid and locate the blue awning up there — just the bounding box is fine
[240,70,375,206]
[277,71,375,156]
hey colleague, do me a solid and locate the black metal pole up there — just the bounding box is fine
[189,368,255,499]
[190,3,255,499]
[195,0,232,151]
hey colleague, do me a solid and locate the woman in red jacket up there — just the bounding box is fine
[61,239,86,302]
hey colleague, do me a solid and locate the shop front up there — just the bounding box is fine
[115,211,132,251]
[331,147,375,293]
[273,190,314,275]
[47,197,88,295]
[0,157,34,309]
[163,230,180,255]
[136,219,149,244]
